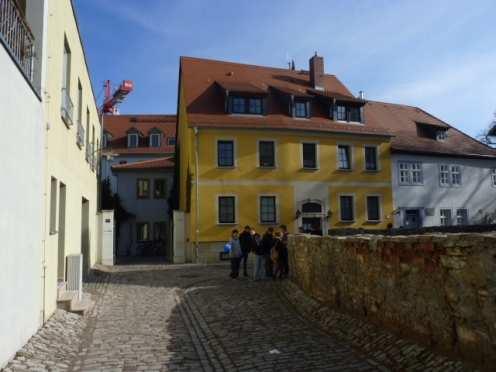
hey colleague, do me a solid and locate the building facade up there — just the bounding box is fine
[175,56,395,262]
[0,0,47,366]
[365,101,496,228]
[42,0,101,319]
[112,158,175,260]
[102,115,176,260]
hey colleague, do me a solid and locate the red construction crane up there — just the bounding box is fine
[102,80,133,114]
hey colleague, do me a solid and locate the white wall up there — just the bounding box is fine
[392,153,496,227]
[0,35,45,366]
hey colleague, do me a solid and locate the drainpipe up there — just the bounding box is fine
[193,127,200,263]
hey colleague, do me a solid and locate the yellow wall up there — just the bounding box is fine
[42,0,101,318]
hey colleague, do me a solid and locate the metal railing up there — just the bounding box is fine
[61,87,74,126]
[0,0,35,81]
[76,120,85,148]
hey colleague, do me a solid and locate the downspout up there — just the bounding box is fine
[194,127,200,263]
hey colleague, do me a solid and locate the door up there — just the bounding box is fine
[302,217,322,235]
[404,209,421,229]
[57,184,66,280]
[81,198,90,278]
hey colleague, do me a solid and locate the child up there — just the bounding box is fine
[229,229,242,278]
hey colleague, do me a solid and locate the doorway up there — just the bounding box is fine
[81,198,90,278]
[57,183,66,281]
[404,209,421,229]
[300,201,324,235]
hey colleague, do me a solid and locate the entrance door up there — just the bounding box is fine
[404,209,421,228]
[301,201,324,235]
[302,217,322,235]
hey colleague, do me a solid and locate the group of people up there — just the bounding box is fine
[228,225,289,280]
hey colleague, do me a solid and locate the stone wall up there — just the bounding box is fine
[288,233,496,368]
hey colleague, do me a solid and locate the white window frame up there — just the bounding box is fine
[216,138,236,168]
[337,143,353,170]
[257,139,278,169]
[398,161,423,186]
[149,133,161,148]
[440,208,452,226]
[439,164,462,187]
[258,194,279,225]
[365,194,382,222]
[364,145,380,171]
[127,133,139,148]
[439,164,450,187]
[216,194,238,225]
[456,208,468,225]
[338,193,355,223]
[451,165,461,186]
[301,141,319,170]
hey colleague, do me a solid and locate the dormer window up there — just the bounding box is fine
[229,96,264,115]
[149,133,161,147]
[127,133,139,148]
[336,105,346,121]
[436,130,448,141]
[333,104,362,123]
[294,100,309,118]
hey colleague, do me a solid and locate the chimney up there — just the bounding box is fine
[358,90,365,99]
[309,53,324,90]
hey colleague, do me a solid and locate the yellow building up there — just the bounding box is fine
[42,0,101,319]
[174,55,394,262]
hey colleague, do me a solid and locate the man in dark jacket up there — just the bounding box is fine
[261,227,275,277]
[239,225,253,277]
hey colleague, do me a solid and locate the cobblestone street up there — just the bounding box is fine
[4,263,470,371]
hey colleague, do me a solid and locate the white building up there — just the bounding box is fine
[0,0,47,365]
[365,101,496,228]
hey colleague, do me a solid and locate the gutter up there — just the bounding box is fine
[193,127,200,263]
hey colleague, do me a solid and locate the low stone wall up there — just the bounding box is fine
[288,233,496,368]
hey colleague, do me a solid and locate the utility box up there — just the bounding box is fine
[100,210,115,266]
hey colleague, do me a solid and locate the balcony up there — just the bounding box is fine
[0,0,35,81]
[61,87,74,127]
[76,120,85,148]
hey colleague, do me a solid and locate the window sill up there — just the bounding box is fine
[217,166,236,169]
[339,220,355,223]
[337,168,353,172]
[364,169,380,173]
[365,220,382,224]
[49,230,58,235]
[260,221,278,225]
[258,166,277,170]
[335,120,363,126]
[302,167,319,171]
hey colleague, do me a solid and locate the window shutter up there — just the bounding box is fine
[226,93,232,114]
[262,97,268,115]
[291,95,295,117]
[306,101,311,118]
[330,99,336,120]
[360,106,365,123]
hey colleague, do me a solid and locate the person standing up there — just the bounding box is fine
[261,227,275,278]
[229,229,242,278]
[271,232,285,280]
[252,233,265,281]
[239,225,253,277]
[279,224,290,278]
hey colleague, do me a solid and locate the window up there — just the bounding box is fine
[436,130,448,141]
[456,209,468,225]
[451,165,461,186]
[302,143,317,169]
[439,165,450,186]
[398,162,423,185]
[85,108,90,153]
[367,196,380,221]
[440,209,452,226]
[349,107,361,122]
[167,137,176,146]
[149,133,161,147]
[340,195,354,222]
[137,179,150,199]
[231,97,246,113]
[492,169,496,187]
[154,179,167,199]
[218,196,236,224]
[217,140,234,167]
[49,177,57,234]
[260,196,277,224]
[365,146,378,171]
[248,98,262,114]
[259,140,275,168]
[77,80,83,124]
[336,105,346,121]
[440,164,462,187]
[153,222,167,241]
[62,37,71,92]
[128,133,139,148]
[294,101,308,118]
[136,223,150,241]
[338,145,351,170]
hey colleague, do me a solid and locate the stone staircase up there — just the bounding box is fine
[56,281,94,316]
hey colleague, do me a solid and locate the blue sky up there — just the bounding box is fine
[74,0,496,138]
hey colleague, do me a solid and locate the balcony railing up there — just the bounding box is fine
[61,87,74,127]
[76,120,85,148]
[0,0,35,81]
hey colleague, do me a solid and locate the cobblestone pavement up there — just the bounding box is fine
[3,263,473,371]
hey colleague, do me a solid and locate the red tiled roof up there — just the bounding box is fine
[365,101,496,158]
[180,56,391,137]
[103,114,176,155]
[111,157,175,171]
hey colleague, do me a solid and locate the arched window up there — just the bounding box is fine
[302,202,322,214]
